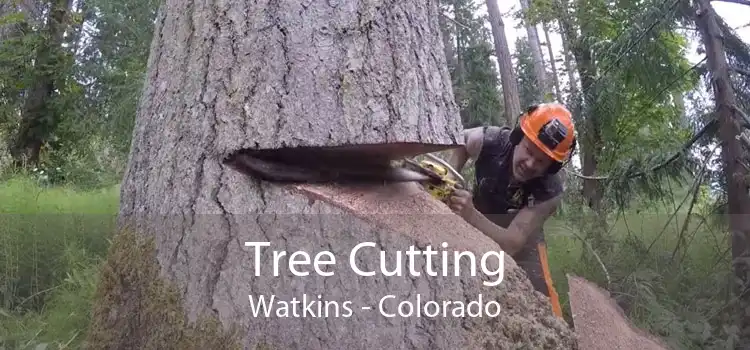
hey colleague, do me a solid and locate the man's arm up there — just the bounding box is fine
[464,194,562,255]
[447,127,484,173]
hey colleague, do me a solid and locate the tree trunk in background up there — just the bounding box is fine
[519,0,549,102]
[438,3,456,72]
[559,23,578,103]
[694,1,750,346]
[10,0,72,166]
[85,0,576,348]
[453,0,466,109]
[672,91,688,128]
[485,0,520,125]
[542,22,562,102]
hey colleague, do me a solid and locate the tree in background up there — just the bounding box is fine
[514,36,543,108]
[441,0,504,128]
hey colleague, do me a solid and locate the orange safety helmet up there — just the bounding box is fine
[509,103,577,172]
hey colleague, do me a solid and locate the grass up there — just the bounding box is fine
[544,201,735,349]
[0,176,119,349]
[0,175,735,349]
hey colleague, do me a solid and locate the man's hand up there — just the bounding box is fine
[447,188,475,219]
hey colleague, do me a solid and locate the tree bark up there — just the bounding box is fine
[560,32,578,101]
[437,2,456,72]
[694,0,750,346]
[556,2,603,215]
[542,22,562,102]
[10,0,72,166]
[485,0,521,125]
[94,0,577,348]
[519,0,550,102]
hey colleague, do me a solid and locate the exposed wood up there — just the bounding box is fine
[694,0,750,346]
[96,0,579,348]
[567,274,670,350]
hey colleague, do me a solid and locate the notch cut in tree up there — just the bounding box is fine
[90,0,577,349]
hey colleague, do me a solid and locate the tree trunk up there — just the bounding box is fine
[558,22,578,103]
[694,1,750,346]
[10,0,72,167]
[542,22,562,102]
[87,1,576,349]
[438,2,456,72]
[519,0,549,102]
[485,0,521,125]
[672,91,688,128]
[556,4,602,213]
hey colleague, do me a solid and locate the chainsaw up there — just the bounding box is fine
[399,153,466,202]
[224,147,467,203]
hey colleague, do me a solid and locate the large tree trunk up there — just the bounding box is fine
[519,0,550,102]
[694,0,750,346]
[86,0,576,349]
[485,0,521,125]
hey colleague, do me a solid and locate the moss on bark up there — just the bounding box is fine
[84,229,242,350]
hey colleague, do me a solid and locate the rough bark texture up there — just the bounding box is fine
[123,0,463,164]
[485,0,521,125]
[107,0,577,348]
[567,275,669,350]
[694,1,750,346]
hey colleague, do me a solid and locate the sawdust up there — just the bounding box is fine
[293,181,501,253]
[292,182,578,349]
[567,274,671,350]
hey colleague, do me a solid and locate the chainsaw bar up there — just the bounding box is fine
[225,151,434,184]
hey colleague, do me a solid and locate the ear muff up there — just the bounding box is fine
[509,104,540,146]
[546,136,576,174]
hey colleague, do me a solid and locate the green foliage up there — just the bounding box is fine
[0,0,743,348]
[442,0,504,127]
[547,182,737,349]
[0,176,118,349]
[514,37,543,108]
[82,0,160,155]
[455,42,504,127]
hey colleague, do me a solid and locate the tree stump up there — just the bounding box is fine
[87,0,578,348]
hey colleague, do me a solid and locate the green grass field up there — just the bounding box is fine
[0,176,733,349]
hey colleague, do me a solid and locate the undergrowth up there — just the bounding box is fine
[0,174,737,349]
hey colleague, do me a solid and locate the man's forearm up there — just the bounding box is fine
[464,208,525,255]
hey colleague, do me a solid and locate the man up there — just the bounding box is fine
[445,103,577,318]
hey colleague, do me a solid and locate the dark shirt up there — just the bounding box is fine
[471,126,563,260]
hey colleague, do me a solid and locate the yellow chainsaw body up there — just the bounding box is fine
[417,159,460,202]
